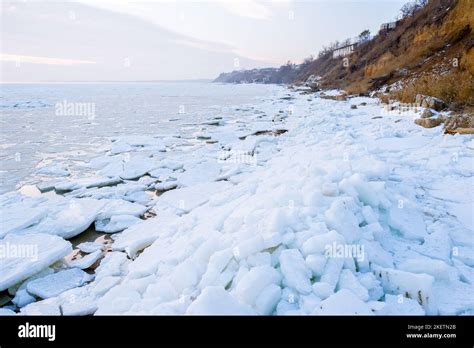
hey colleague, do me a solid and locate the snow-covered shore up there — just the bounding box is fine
[1,86,473,315]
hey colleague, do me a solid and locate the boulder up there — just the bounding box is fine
[415,94,447,111]
[444,113,474,134]
[414,117,443,128]
[420,109,435,118]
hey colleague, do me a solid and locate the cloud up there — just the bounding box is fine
[217,0,273,20]
[168,37,235,54]
[0,54,96,66]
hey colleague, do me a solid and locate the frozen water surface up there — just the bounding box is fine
[0,83,473,315]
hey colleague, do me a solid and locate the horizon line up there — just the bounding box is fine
[0,79,215,85]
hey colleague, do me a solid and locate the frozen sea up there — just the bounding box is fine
[0,83,472,316]
[0,82,278,193]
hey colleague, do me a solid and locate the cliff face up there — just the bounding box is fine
[215,0,473,107]
[297,0,472,93]
[214,65,301,84]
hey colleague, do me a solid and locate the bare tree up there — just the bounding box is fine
[358,29,371,42]
[399,0,428,19]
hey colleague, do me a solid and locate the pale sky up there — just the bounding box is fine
[0,0,407,82]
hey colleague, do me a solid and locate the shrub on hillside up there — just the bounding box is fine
[391,70,474,108]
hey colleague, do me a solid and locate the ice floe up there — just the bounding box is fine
[26,268,94,299]
[0,234,72,291]
[1,85,473,316]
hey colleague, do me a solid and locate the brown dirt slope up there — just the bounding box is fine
[296,0,473,108]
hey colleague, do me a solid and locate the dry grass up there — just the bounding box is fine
[296,0,474,109]
[345,80,370,95]
[391,70,474,108]
[377,94,391,104]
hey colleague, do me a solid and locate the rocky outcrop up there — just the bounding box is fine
[415,94,447,111]
[420,108,435,118]
[415,107,446,128]
[415,117,444,128]
[444,113,474,134]
[304,75,322,91]
[320,92,348,101]
[415,112,474,133]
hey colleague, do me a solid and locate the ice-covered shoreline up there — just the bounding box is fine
[1,86,473,315]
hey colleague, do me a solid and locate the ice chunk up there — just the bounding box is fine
[373,267,434,310]
[233,235,266,260]
[175,161,222,187]
[155,181,178,191]
[0,233,72,291]
[77,242,103,254]
[61,296,97,316]
[120,155,157,180]
[112,212,177,257]
[95,215,141,233]
[170,259,200,293]
[357,272,384,301]
[299,293,322,314]
[91,276,121,297]
[305,254,327,277]
[20,298,61,315]
[362,205,379,224]
[96,285,141,315]
[25,199,105,239]
[255,284,281,315]
[0,308,16,315]
[313,289,373,315]
[97,200,147,220]
[453,259,474,285]
[414,226,451,262]
[67,250,103,269]
[302,230,345,256]
[8,267,54,296]
[36,164,70,177]
[155,182,230,214]
[94,252,128,280]
[398,258,452,281]
[84,176,123,189]
[100,160,124,177]
[325,198,361,243]
[26,268,94,299]
[453,246,474,267]
[187,286,255,315]
[279,249,312,294]
[320,257,344,291]
[376,294,425,315]
[12,288,36,308]
[143,278,178,303]
[247,252,271,267]
[0,204,47,238]
[199,248,234,289]
[340,174,386,208]
[321,182,339,197]
[337,269,369,301]
[362,240,394,268]
[312,282,334,300]
[262,233,283,249]
[234,265,281,306]
[149,167,174,180]
[388,199,426,241]
[432,280,474,315]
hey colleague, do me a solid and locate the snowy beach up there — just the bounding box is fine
[0,84,473,315]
